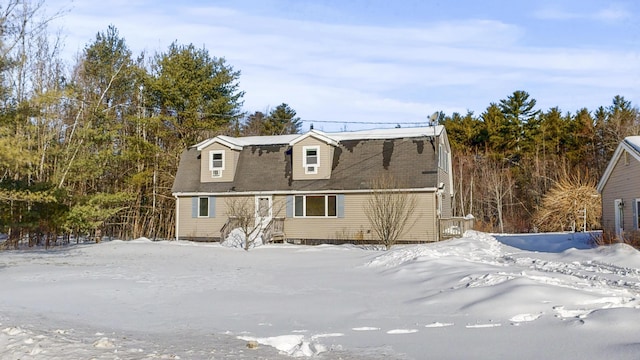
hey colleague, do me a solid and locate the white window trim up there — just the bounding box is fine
[198,197,209,218]
[209,150,225,178]
[438,143,449,173]
[302,146,319,174]
[293,194,337,218]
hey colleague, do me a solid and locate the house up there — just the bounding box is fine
[596,136,640,239]
[171,125,457,244]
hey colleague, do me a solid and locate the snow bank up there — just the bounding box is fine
[2,231,640,359]
[221,228,264,249]
[366,230,503,268]
[238,334,328,357]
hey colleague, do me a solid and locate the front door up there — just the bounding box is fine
[255,195,273,230]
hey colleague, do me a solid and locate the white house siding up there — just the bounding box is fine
[601,152,640,234]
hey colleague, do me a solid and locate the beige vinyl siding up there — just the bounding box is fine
[601,151,640,234]
[274,192,438,242]
[291,137,333,180]
[199,143,240,183]
[178,192,438,242]
[177,196,224,239]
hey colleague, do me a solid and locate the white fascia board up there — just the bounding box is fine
[289,130,339,147]
[624,137,640,162]
[192,138,211,149]
[196,137,243,151]
[172,187,438,197]
[598,140,640,192]
[596,142,625,192]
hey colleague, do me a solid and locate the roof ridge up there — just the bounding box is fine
[197,125,442,148]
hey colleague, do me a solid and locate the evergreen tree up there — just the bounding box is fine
[264,103,302,135]
[498,90,540,156]
[242,111,267,136]
[499,90,539,125]
[567,108,597,170]
[60,25,139,191]
[439,111,482,152]
[148,42,245,147]
[480,103,509,154]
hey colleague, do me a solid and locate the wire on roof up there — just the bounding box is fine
[101,103,436,127]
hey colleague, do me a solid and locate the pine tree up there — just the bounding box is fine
[148,42,245,147]
[264,103,302,135]
[498,90,540,157]
[242,111,267,136]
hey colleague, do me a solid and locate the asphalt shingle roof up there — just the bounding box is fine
[172,127,443,194]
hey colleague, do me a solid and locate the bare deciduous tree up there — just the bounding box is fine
[533,171,600,232]
[477,158,516,233]
[364,174,418,250]
[224,197,261,251]
[224,197,284,251]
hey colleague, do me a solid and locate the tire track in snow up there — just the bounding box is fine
[503,255,640,295]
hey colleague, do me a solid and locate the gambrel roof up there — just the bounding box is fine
[596,136,640,192]
[172,126,446,194]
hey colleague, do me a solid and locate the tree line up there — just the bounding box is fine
[0,1,301,248]
[1,1,638,248]
[440,91,639,233]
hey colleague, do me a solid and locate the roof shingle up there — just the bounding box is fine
[172,127,442,194]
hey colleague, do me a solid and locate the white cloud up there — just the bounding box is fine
[594,6,631,21]
[533,4,631,21]
[44,1,640,127]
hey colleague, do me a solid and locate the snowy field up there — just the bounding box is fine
[2,231,640,359]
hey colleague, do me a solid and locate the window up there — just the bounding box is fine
[438,144,449,172]
[209,151,224,177]
[257,197,271,218]
[192,196,215,218]
[198,197,209,217]
[293,195,337,217]
[303,146,319,174]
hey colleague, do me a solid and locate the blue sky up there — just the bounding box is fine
[46,0,640,131]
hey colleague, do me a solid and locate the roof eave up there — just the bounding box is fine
[289,130,339,146]
[195,137,243,151]
[596,141,640,192]
[172,187,439,197]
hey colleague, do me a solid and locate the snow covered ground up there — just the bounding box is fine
[1,231,640,359]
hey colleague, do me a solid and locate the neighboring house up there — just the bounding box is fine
[171,126,457,244]
[597,136,640,239]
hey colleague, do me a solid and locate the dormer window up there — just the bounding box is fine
[209,150,224,178]
[303,146,319,174]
